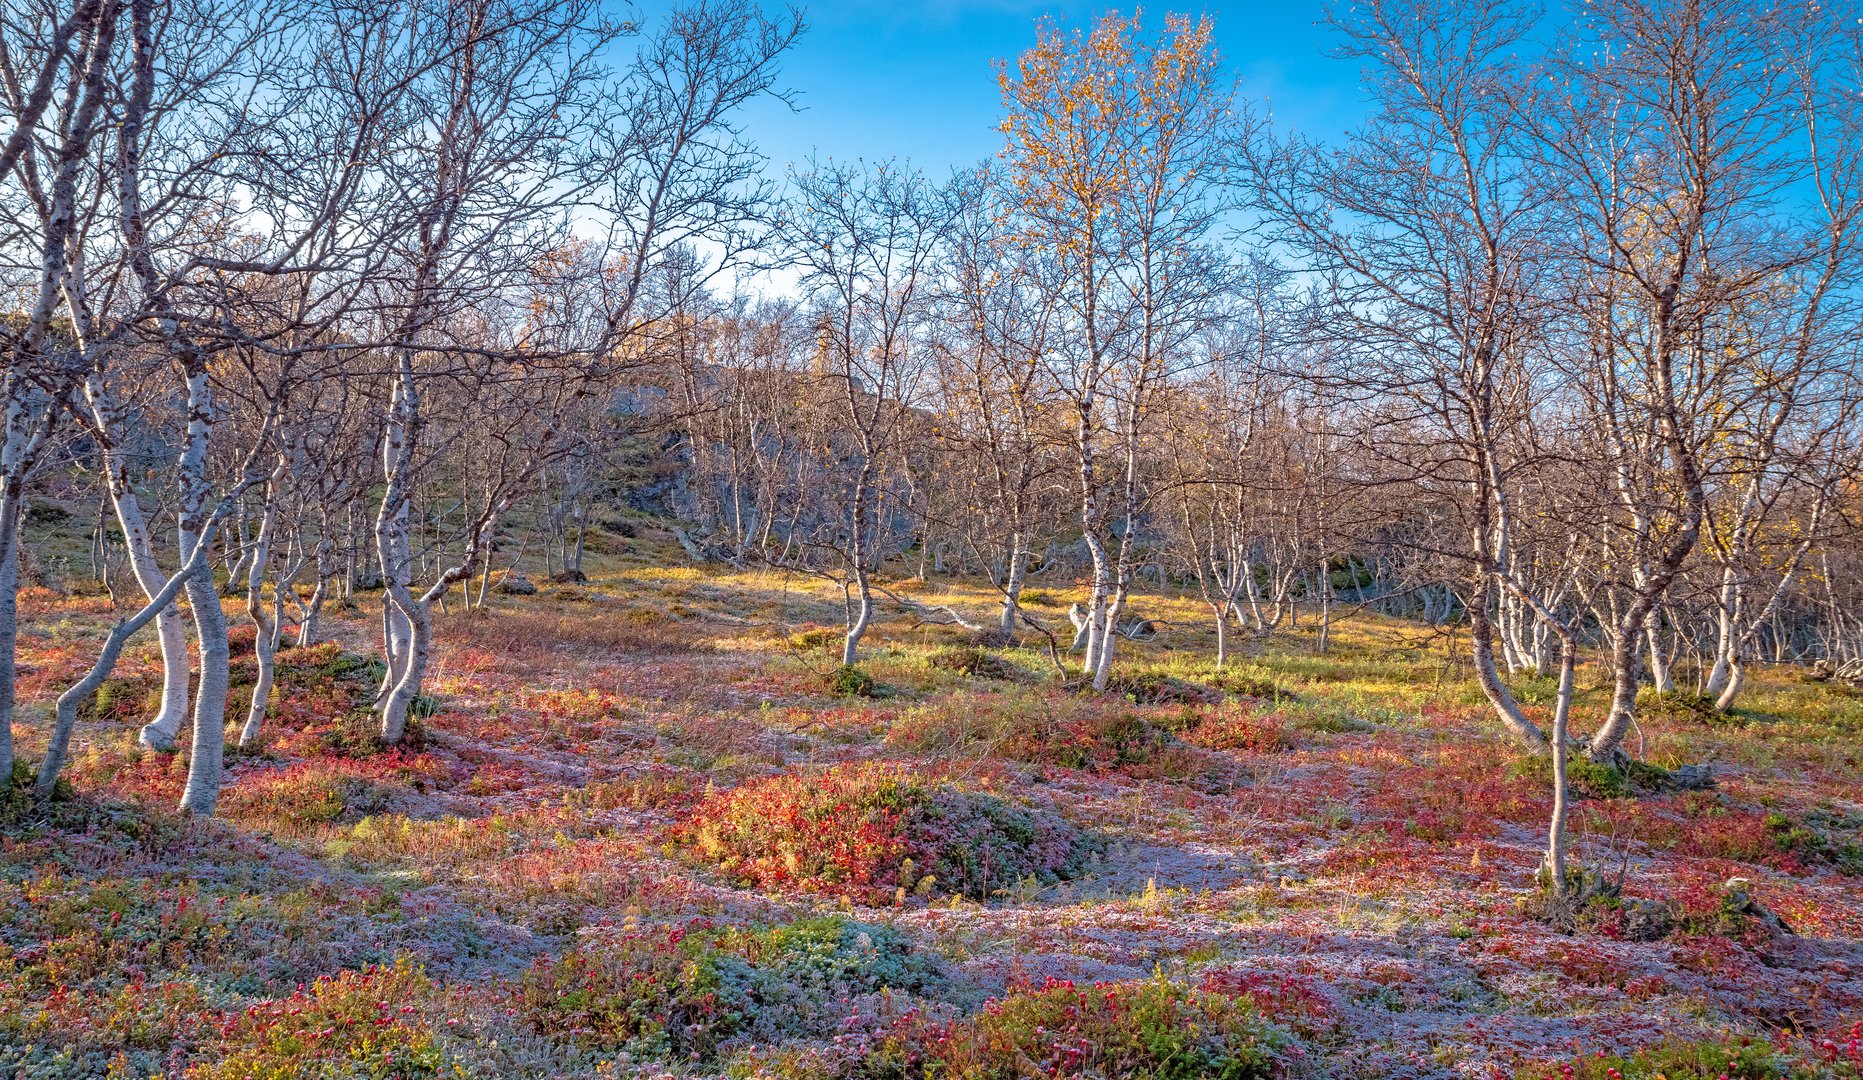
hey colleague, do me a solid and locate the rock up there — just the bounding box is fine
[495,572,538,596]
[1723,877,1794,935]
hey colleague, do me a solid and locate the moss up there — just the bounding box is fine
[826,664,879,698]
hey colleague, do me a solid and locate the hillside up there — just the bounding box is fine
[2,527,1860,1079]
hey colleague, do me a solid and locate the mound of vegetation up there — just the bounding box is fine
[218,760,411,835]
[188,958,458,1080]
[673,763,1102,903]
[518,916,941,1063]
[1206,668,1291,701]
[888,693,1261,788]
[787,624,844,651]
[1773,806,1863,874]
[1522,868,1793,945]
[1102,672,1224,705]
[825,663,883,698]
[1179,704,1299,753]
[926,645,1025,682]
[444,606,714,657]
[1636,687,1735,727]
[1518,1030,1860,1080]
[845,975,1293,1080]
[1506,750,1705,800]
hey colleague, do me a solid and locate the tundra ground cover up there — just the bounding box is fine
[2,554,1861,1078]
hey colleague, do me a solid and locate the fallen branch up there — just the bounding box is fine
[872,583,986,632]
[1067,603,1173,645]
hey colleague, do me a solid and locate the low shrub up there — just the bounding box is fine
[1199,969,1346,1043]
[888,694,1237,789]
[826,664,879,698]
[1521,867,1791,945]
[1103,672,1224,706]
[1637,687,1730,726]
[851,975,1293,1080]
[1,759,76,829]
[673,763,1101,903]
[75,673,162,725]
[186,957,457,1080]
[1518,866,1676,940]
[1518,1034,1795,1079]
[926,647,1023,682]
[518,916,940,1062]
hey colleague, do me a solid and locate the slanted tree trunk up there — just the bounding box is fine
[842,572,873,668]
[1590,604,1652,763]
[298,545,330,648]
[841,456,876,668]
[39,535,216,795]
[89,418,193,751]
[1469,575,1547,748]
[238,459,287,747]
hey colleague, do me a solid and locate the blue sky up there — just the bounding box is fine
[718,2,1369,179]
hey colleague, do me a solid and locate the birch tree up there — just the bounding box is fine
[784,159,945,668]
[1243,0,1555,746]
[0,0,118,781]
[1534,0,1827,762]
[997,10,1234,689]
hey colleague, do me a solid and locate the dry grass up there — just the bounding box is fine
[438,604,713,659]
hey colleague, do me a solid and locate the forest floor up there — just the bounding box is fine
[3,528,1862,1079]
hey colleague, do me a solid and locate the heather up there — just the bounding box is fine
[673,762,1103,904]
[3,552,1862,1078]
